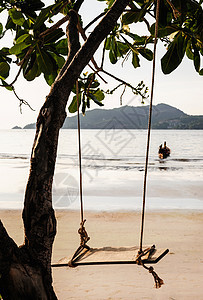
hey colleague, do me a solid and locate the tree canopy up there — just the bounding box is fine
[0,0,202,114]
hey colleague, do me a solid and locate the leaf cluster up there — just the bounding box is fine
[105,25,153,67]
[156,0,203,74]
[103,0,203,74]
[69,72,105,115]
[0,0,202,114]
[0,0,72,87]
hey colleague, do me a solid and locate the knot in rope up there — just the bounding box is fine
[148,266,164,288]
[78,219,90,247]
[142,264,164,289]
[135,246,164,289]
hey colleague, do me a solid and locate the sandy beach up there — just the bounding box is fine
[1,209,203,299]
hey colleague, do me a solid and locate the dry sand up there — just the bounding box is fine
[1,209,203,299]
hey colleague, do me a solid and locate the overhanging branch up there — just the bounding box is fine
[52,0,131,102]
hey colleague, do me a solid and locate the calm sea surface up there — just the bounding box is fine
[0,129,202,210]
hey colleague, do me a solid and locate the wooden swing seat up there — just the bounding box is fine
[52,245,169,267]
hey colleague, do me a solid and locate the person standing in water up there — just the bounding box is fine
[163,141,170,157]
[158,142,170,159]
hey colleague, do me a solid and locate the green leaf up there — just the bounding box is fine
[17,0,45,15]
[0,23,3,36]
[107,37,118,63]
[122,1,152,25]
[132,53,140,68]
[0,62,10,79]
[16,34,30,43]
[186,40,194,60]
[109,49,117,64]
[6,16,16,30]
[44,70,57,86]
[122,11,141,25]
[161,32,187,74]
[0,79,13,91]
[0,47,9,58]
[193,44,200,72]
[117,41,129,56]
[44,28,64,44]
[90,80,100,89]
[120,35,139,55]
[86,73,95,87]
[124,31,145,43]
[9,8,25,26]
[23,53,40,81]
[150,24,178,38]
[89,92,104,106]
[37,48,54,74]
[10,41,31,55]
[49,52,65,69]
[138,48,153,61]
[0,48,12,64]
[105,37,111,50]
[199,68,203,75]
[55,39,68,55]
[92,89,105,101]
[68,94,81,113]
[82,97,86,115]
[33,6,51,30]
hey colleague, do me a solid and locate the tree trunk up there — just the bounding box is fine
[0,1,130,298]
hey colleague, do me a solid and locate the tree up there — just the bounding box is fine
[0,0,202,298]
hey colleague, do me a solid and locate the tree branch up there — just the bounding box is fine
[76,19,107,83]
[87,63,108,84]
[73,0,85,12]
[101,69,147,99]
[57,10,80,79]
[39,14,70,39]
[84,12,106,31]
[51,0,131,103]
[17,46,34,66]
[12,87,35,113]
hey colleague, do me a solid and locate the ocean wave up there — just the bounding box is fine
[171,158,203,162]
[0,153,28,160]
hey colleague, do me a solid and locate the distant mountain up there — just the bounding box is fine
[12,126,22,129]
[23,123,36,129]
[17,104,203,130]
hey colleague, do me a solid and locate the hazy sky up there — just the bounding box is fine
[0,1,202,129]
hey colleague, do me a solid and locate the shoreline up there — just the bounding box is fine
[1,195,203,211]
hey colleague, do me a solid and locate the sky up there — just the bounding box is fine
[0,0,202,129]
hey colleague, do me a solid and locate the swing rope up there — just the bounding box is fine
[139,0,161,254]
[76,80,90,248]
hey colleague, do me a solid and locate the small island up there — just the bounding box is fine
[12,126,22,129]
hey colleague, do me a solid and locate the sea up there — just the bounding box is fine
[0,129,203,211]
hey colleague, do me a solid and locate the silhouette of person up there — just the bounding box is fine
[162,141,170,158]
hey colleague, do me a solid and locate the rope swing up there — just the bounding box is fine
[139,0,161,254]
[52,0,169,289]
